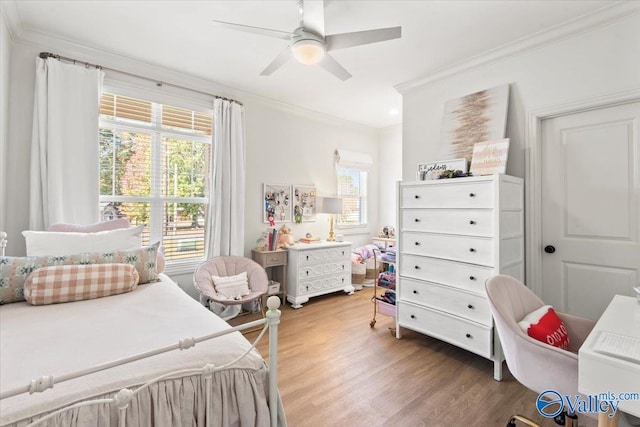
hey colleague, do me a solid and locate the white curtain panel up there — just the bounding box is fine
[206,98,246,257]
[29,58,104,230]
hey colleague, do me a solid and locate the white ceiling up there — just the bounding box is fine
[8,0,616,128]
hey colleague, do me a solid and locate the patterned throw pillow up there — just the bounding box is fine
[0,242,160,304]
[24,263,139,305]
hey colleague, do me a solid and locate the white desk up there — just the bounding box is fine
[579,295,640,426]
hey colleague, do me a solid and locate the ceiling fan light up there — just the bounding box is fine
[291,39,325,65]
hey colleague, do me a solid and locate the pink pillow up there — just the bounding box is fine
[48,219,131,232]
[518,305,570,350]
[24,263,139,305]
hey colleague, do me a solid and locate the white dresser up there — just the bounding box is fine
[395,174,524,380]
[286,241,354,308]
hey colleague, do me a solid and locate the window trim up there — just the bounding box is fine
[99,89,212,270]
[336,166,368,228]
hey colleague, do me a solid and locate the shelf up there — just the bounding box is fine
[375,299,396,318]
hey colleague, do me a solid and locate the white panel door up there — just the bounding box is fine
[541,102,640,320]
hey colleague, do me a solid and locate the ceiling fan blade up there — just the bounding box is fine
[318,53,351,81]
[212,20,293,41]
[260,47,293,76]
[326,26,401,51]
[302,0,325,37]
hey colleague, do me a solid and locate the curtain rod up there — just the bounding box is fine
[38,52,243,106]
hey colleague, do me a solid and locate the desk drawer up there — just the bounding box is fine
[398,302,492,358]
[400,278,492,326]
[263,251,287,267]
[401,181,493,209]
[402,231,494,266]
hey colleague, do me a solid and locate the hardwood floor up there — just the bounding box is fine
[245,288,597,427]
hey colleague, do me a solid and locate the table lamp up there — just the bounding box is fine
[321,197,342,242]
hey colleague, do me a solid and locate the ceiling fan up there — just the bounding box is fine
[212,0,402,81]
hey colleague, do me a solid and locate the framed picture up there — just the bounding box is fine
[417,158,467,180]
[292,185,316,223]
[438,84,510,167]
[263,184,291,223]
[470,138,510,176]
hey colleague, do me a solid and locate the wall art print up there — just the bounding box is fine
[438,84,510,167]
[292,185,316,223]
[263,184,292,224]
[470,138,510,176]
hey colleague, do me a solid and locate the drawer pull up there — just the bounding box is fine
[306,255,309,261]
[469,276,476,281]
[414,218,420,222]
[342,264,345,269]
[306,270,309,276]
[342,251,345,256]
[414,265,421,270]
[414,195,420,199]
[412,290,418,294]
[342,277,345,283]
[465,333,472,339]
[469,193,476,198]
[410,314,416,319]
[469,220,476,225]
[414,241,421,246]
[467,304,475,310]
[469,248,476,252]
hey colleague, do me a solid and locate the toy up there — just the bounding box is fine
[276,225,295,249]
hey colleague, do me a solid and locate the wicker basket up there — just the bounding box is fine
[352,262,366,284]
[364,257,381,279]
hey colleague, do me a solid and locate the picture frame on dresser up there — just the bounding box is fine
[263,183,292,223]
[395,174,524,381]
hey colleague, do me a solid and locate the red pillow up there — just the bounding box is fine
[518,305,570,350]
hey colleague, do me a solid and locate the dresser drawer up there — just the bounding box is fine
[297,273,350,296]
[399,255,492,295]
[297,261,350,280]
[398,302,492,358]
[400,278,492,326]
[296,246,350,265]
[401,181,493,209]
[402,209,493,237]
[402,232,493,266]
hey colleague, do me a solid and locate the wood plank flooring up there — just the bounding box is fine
[245,288,597,427]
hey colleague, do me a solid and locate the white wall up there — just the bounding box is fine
[378,124,402,233]
[0,6,11,232]
[2,32,384,296]
[400,12,640,181]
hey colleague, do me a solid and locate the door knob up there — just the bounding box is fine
[544,245,556,254]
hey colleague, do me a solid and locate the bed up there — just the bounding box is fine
[0,230,285,427]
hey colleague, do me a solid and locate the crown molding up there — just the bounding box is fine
[395,2,640,94]
[12,20,378,134]
[1,0,22,41]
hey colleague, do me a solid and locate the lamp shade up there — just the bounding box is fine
[320,197,342,214]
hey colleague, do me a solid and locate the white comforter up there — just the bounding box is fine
[0,275,268,426]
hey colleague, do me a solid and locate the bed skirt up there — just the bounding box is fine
[5,367,284,427]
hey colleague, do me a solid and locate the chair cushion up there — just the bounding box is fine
[211,272,250,300]
[518,305,570,350]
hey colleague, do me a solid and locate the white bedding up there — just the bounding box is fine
[0,274,271,426]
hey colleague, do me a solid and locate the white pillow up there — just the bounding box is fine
[23,226,144,257]
[211,272,250,300]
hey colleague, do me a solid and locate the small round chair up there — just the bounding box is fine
[193,256,268,321]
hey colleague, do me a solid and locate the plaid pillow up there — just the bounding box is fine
[24,263,139,305]
[0,242,160,304]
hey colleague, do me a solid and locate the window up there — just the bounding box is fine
[337,167,368,226]
[99,93,212,267]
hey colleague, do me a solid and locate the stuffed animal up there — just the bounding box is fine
[277,225,295,249]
